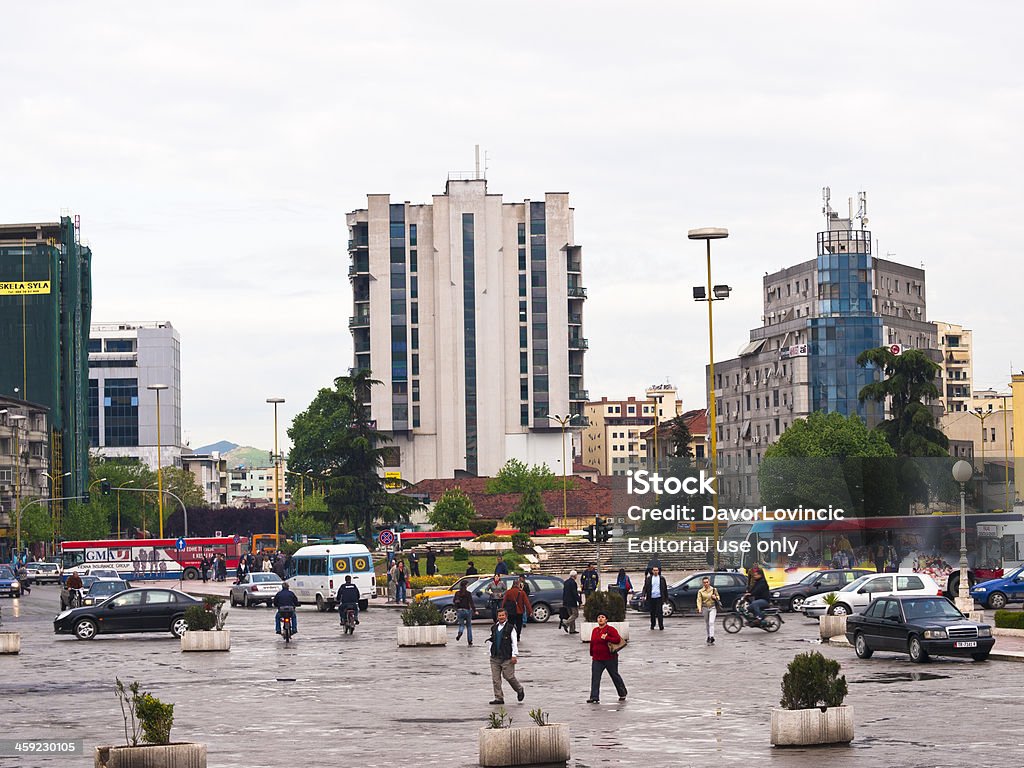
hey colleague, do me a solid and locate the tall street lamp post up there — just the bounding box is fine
[42,471,71,552]
[968,407,993,512]
[267,397,286,547]
[545,414,580,528]
[952,460,975,613]
[9,414,27,556]
[117,480,136,539]
[1001,395,1011,513]
[689,227,730,568]
[147,384,168,537]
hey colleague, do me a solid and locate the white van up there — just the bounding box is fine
[286,544,375,611]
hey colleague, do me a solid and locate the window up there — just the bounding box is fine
[409,224,417,246]
[145,590,176,604]
[882,601,901,621]
[105,338,135,353]
[412,406,420,428]
[865,576,893,593]
[896,575,924,591]
[111,592,144,608]
[308,558,327,576]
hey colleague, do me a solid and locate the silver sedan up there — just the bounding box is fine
[229,573,284,607]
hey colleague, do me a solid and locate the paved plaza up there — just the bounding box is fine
[1,583,1023,768]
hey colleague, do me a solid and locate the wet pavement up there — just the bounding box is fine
[1,583,1023,768]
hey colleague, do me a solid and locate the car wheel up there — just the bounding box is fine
[854,632,873,659]
[229,594,238,607]
[531,603,551,622]
[971,652,990,662]
[441,606,458,625]
[182,567,199,581]
[74,618,98,640]
[828,603,851,616]
[316,595,327,612]
[722,614,742,634]
[789,594,806,612]
[171,616,188,638]
[908,635,929,663]
[243,593,251,608]
[987,592,1008,610]
[661,600,676,618]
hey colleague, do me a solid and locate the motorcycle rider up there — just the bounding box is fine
[746,566,771,623]
[64,572,84,608]
[273,581,300,635]
[336,575,361,626]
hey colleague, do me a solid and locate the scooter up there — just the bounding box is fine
[722,596,783,634]
[279,607,296,644]
[341,605,358,635]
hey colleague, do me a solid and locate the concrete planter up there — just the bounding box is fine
[479,724,570,766]
[181,630,230,652]
[770,706,854,746]
[397,624,447,647]
[94,743,207,767]
[0,631,21,654]
[580,622,630,643]
[819,615,847,640]
[464,541,510,552]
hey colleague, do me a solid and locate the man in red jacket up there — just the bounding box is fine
[587,611,627,703]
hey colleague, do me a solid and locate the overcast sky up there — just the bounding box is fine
[2,3,1021,451]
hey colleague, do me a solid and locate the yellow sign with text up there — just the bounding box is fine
[384,471,402,489]
[0,281,51,295]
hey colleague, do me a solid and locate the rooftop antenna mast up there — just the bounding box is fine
[475,144,480,179]
[856,190,868,230]
[822,186,833,229]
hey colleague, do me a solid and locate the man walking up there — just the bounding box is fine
[642,566,668,630]
[502,579,532,641]
[580,563,599,600]
[486,609,524,705]
[588,611,627,703]
[453,581,475,645]
[560,570,581,634]
[425,547,437,576]
[408,549,420,577]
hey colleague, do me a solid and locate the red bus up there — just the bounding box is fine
[60,536,249,581]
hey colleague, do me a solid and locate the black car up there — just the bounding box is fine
[429,575,565,625]
[54,587,200,640]
[845,595,995,663]
[81,578,133,607]
[770,569,873,612]
[628,572,748,618]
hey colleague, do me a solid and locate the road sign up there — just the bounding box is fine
[890,344,903,356]
[378,529,396,547]
[175,537,186,551]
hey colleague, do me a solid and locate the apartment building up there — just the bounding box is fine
[583,384,682,475]
[936,322,973,413]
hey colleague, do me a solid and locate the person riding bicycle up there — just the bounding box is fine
[273,582,300,635]
[336,575,361,626]
[64,572,84,608]
[746,567,771,623]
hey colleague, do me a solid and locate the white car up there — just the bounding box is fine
[802,572,941,617]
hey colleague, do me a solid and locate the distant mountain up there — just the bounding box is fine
[193,440,239,454]
[225,445,274,469]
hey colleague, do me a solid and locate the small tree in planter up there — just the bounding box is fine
[479,707,569,766]
[397,600,447,646]
[181,598,230,652]
[580,591,628,643]
[771,651,854,746]
[95,678,207,767]
[819,593,847,640]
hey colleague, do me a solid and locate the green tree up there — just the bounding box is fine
[159,466,205,508]
[19,499,53,546]
[287,371,421,545]
[486,459,564,494]
[857,347,950,510]
[759,411,899,516]
[280,509,329,538]
[428,487,476,530]
[62,501,111,540]
[505,485,553,534]
[665,415,694,462]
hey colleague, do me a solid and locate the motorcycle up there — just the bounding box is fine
[279,607,296,644]
[722,596,783,634]
[341,605,358,635]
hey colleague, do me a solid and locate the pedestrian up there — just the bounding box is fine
[262,557,272,572]
[425,547,437,576]
[502,579,531,641]
[200,555,210,583]
[387,560,398,603]
[494,556,509,575]
[560,570,581,634]
[453,581,475,645]
[465,560,478,576]
[696,575,721,645]
[614,568,633,604]
[587,611,627,704]
[486,609,525,705]
[644,556,662,577]
[485,573,507,621]
[217,554,227,581]
[580,563,599,600]
[235,559,245,583]
[16,563,30,594]
[395,561,408,603]
[408,549,420,577]
[642,566,668,630]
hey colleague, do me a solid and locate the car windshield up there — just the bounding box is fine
[252,574,281,583]
[89,581,124,595]
[799,571,826,585]
[838,575,871,593]
[1005,566,1024,581]
[80,576,99,588]
[0,567,14,578]
[902,598,963,621]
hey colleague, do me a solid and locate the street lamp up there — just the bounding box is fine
[9,414,27,556]
[117,480,136,539]
[967,407,993,512]
[43,471,71,551]
[546,414,581,528]
[952,460,974,613]
[267,397,286,547]
[147,384,168,537]
[689,227,729,568]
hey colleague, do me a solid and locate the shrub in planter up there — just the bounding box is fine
[409,575,453,590]
[183,606,215,632]
[479,706,570,766]
[475,534,512,542]
[100,679,205,767]
[452,547,469,561]
[510,533,533,553]
[400,600,444,627]
[771,651,853,746]
[397,600,446,646]
[468,519,498,536]
[502,552,527,571]
[583,591,626,622]
[995,610,1024,630]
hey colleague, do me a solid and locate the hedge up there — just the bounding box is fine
[409,575,454,589]
[994,610,1024,630]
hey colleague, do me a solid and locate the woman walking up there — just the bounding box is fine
[696,576,721,645]
[614,568,633,604]
[587,611,627,703]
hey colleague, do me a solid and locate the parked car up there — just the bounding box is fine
[60,575,100,610]
[802,572,941,617]
[971,565,1024,609]
[229,572,284,607]
[429,575,565,624]
[846,595,995,663]
[53,587,200,640]
[770,569,873,612]
[0,566,21,598]
[628,572,748,618]
[415,574,480,602]
[81,578,133,607]
[24,562,62,585]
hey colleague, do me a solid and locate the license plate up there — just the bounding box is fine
[954,641,977,648]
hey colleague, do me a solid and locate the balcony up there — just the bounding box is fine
[349,314,370,328]
[567,286,587,300]
[567,257,582,273]
[568,337,589,350]
[348,237,369,250]
[348,260,370,277]
[568,313,583,326]
[569,366,584,377]
[570,389,589,401]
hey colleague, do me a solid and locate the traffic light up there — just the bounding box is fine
[100,481,111,495]
[595,517,613,543]
[584,524,596,543]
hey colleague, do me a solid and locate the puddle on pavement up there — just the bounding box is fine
[851,672,949,684]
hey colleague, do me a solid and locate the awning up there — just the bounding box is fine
[738,339,766,356]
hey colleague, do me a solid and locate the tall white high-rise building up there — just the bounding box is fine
[347,177,587,484]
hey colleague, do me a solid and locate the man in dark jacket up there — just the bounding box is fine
[453,582,475,645]
[580,563,599,598]
[425,547,437,576]
[642,566,669,630]
[273,582,300,635]
[486,609,524,705]
[560,571,581,634]
[336,575,361,625]
[747,567,771,621]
